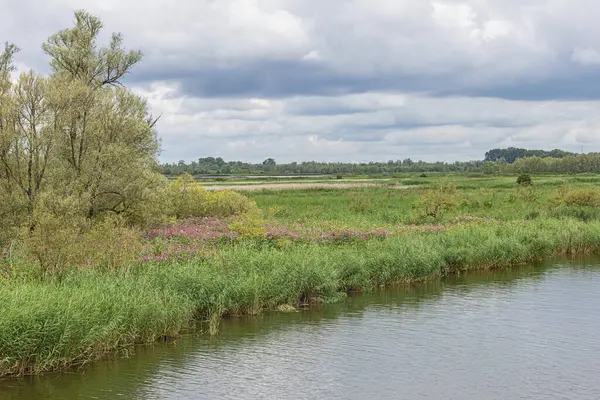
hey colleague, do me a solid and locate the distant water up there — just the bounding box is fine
[2,259,600,400]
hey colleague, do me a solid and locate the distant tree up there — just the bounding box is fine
[485,147,576,163]
[262,158,276,166]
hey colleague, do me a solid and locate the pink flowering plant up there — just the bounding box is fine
[140,216,396,264]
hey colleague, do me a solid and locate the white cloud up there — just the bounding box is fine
[136,83,600,162]
[4,0,600,162]
[571,47,600,66]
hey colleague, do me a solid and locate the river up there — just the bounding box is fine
[2,259,600,399]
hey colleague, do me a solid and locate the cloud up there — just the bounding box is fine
[137,82,600,162]
[571,47,600,66]
[4,0,600,162]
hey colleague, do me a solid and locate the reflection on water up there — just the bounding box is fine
[2,259,600,399]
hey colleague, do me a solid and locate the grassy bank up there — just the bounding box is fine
[2,218,600,377]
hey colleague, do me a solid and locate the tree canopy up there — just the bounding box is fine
[0,10,164,239]
[484,147,576,163]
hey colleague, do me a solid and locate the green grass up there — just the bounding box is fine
[3,217,600,377]
[4,173,600,377]
[246,174,600,227]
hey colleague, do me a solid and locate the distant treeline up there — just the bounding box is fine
[163,149,600,176]
[493,153,600,174]
[162,157,486,175]
[484,147,576,163]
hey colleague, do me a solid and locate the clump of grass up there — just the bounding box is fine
[0,274,192,376]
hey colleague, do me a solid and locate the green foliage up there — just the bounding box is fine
[81,217,145,271]
[349,193,371,213]
[517,174,533,186]
[163,158,486,176]
[166,173,209,218]
[485,147,575,163]
[166,173,261,219]
[516,186,537,202]
[413,183,457,221]
[0,274,192,376]
[0,9,163,243]
[551,187,600,208]
[204,190,262,218]
[4,219,600,376]
[228,213,268,239]
[165,151,600,177]
[22,204,144,277]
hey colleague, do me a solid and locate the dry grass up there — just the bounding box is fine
[204,183,409,191]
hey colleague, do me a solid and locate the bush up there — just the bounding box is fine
[21,214,144,277]
[413,183,456,221]
[166,173,261,219]
[228,213,267,239]
[517,174,533,186]
[203,190,262,218]
[555,188,600,208]
[166,173,210,218]
[82,217,145,271]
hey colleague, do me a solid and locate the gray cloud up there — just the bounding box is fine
[4,0,600,162]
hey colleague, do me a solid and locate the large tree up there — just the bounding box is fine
[0,10,164,236]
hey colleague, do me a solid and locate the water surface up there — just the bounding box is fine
[2,259,600,399]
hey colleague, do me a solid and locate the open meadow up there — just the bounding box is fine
[4,172,600,377]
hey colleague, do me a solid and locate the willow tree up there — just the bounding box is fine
[0,10,165,237]
[0,43,28,234]
[0,71,57,229]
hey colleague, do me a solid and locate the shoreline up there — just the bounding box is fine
[2,218,600,378]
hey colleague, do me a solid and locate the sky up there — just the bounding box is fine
[3,0,600,163]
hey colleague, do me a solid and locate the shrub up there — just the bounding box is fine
[82,216,145,271]
[517,174,533,186]
[166,173,210,218]
[123,174,173,229]
[203,190,261,218]
[413,183,456,221]
[166,173,261,219]
[557,189,600,208]
[21,213,144,277]
[228,213,268,239]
